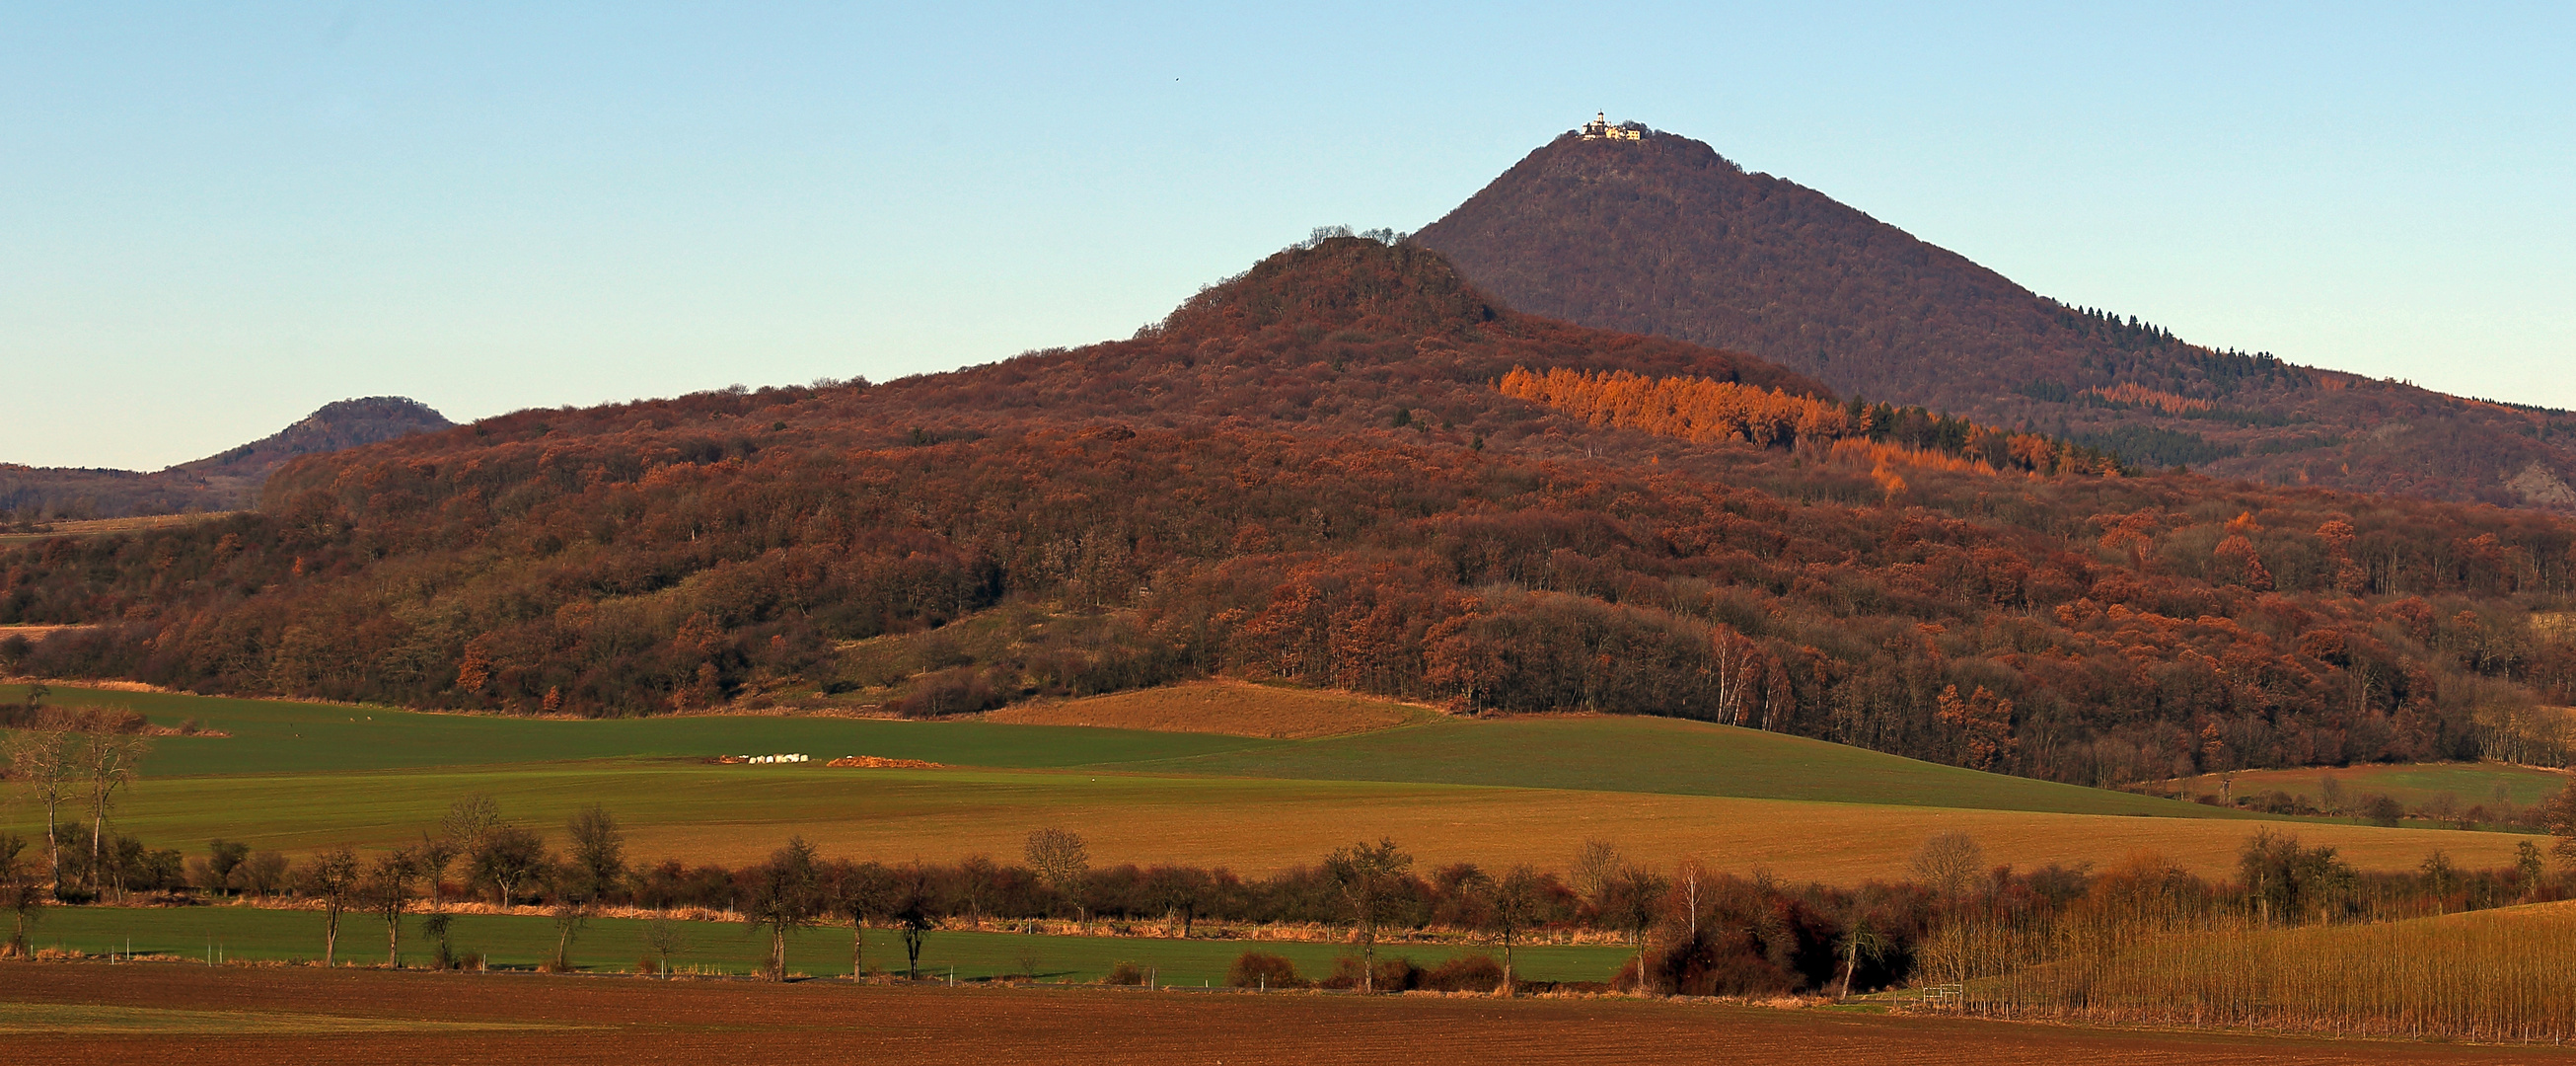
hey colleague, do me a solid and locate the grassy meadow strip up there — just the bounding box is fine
[22,904,1633,985]
[5,683,2234,816]
[6,683,1282,778]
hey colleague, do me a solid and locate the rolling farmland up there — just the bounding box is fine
[3,683,2548,881]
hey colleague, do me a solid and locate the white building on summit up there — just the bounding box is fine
[1580,112,1643,141]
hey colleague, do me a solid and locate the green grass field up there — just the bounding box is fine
[10,684,2214,815]
[14,685,1281,777]
[22,904,1629,985]
[3,684,2545,881]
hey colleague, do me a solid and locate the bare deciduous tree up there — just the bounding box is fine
[1024,826,1090,920]
[4,723,79,896]
[549,896,587,973]
[301,846,362,967]
[643,911,692,979]
[0,833,40,957]
[1600,866,1669,993]
[414,832,458,911]
[1481,864,1549,997]
[361,848,418,967]
[827,859,896,980]
[188,839,251,897]
[1910,831,1986,903]
[1572,838,1622,907]
[743,837,823,981]
[442,794,501,857]
[471,824,549,909]
[1834,909,1888,1000]
[546,803,626,973]
[1671,856,1714,941]
[241,850,289,899]
[563,803,626,902]
[892,863,940,980]
[1323,838,1413,993]
[80,722,148,896]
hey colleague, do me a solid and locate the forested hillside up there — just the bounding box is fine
[5,238,2575,787]
[1410,128,2576,511]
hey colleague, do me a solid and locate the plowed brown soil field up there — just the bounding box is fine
[3,961,2564,1065]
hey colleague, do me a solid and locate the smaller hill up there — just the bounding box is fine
[169,397,452,482]
[0,397,451,521]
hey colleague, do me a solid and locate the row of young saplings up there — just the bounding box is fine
[11,792,2576,1028]
[1915,830,2576,1044]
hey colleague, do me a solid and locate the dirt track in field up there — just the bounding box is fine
[3,962,2566,1065]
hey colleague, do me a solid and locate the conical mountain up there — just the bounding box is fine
[1413,124,2576,509]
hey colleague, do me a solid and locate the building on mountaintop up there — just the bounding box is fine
[1580,112,1643,141]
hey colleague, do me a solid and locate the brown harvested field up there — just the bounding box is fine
[2,961,2561,1065]
[982,680,1433,737]
[101,762,2545,883]
[601,784,2541,883]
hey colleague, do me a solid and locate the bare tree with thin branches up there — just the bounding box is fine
[4,723,79,896]
[0,833,40,957]
[1323,838,1413,993]
[743,837,823,981]
[1910,831,1986,905]
[1572,838,1622,907]
[827,859,895,980]
[643,911,692,979]
[361,848,418,967]
[301,846,362,967]
[80,722,148,897]
[1481,865,1549,997]
[1024,827,1090,921]
[1672,856,1715,941]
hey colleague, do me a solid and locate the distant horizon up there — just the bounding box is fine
[7,4,2569,470]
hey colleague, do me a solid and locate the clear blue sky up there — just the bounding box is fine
[5,2,2570,470]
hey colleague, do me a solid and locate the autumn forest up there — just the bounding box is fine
[3,237,2572,793]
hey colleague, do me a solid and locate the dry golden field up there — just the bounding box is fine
[96,760,2544,882]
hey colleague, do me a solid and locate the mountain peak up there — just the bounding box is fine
[1414,125,2576,509]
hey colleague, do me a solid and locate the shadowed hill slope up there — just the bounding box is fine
[1411,128,2576,510]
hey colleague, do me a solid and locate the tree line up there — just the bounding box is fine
[10,788,2574,994]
